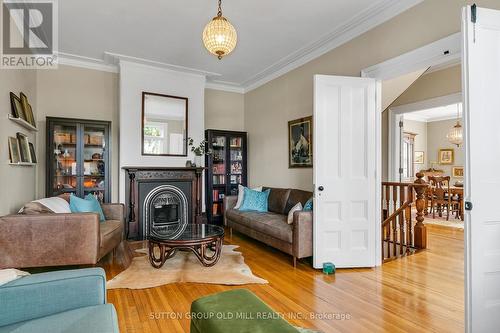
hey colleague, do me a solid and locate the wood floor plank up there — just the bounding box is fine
[105,224,464,332]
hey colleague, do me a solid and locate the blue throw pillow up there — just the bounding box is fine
[69,194,105,222]
[303,197,313,211]
[239,188,271,212]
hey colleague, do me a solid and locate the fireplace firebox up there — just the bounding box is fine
[143,184,188,239]
[123,167,205,240]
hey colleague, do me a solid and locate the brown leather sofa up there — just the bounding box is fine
[0,203,125,269]
[224,187,313,267]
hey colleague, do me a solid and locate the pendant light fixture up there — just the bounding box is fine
[202,0,237,60]
[446,103,463,147]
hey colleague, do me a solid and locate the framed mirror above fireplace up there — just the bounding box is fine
[142,92,188,156]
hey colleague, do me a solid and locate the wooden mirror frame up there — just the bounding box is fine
[141,92,188,157]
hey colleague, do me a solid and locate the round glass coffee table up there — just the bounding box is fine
[148,224,224,269]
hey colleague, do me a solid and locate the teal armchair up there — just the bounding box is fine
[0,268,119,333]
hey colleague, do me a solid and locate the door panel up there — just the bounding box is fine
[313,75,378,268]
[462,5,500,332]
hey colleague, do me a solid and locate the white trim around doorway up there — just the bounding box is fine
[360,33,462,266]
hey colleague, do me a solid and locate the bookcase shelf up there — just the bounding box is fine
[8,114,38,132]
[205,129,247,225]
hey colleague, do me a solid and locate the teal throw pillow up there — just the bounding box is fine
[303,197,313,211]
[69,194,106,222]
[239,188,271,212]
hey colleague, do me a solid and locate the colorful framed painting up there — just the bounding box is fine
[414,151,424,164]
[452,166,464,178]
[288,116,313,168]
[439,149,454,165]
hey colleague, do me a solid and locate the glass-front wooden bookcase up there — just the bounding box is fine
[205,129,247,225]
[46,117,111,202]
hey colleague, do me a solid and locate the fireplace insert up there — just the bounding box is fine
[143,185,188,239]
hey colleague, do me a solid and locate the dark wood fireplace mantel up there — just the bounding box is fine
[123,166,205,240]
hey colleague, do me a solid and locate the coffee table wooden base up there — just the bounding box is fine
[148,237,223,269]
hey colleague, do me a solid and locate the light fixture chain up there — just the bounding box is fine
[217,0,222,16]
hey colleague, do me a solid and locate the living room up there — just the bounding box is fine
[1,1,500,332]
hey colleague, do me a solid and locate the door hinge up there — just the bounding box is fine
[399,120,404,128]
[465,201,473,211]
[399,168,403,174]
[471,4,477,43]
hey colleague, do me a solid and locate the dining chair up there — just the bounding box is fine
[428,176,460,221]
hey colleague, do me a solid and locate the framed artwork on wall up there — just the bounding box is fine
[414,151,424,164]
[439,148,454,165]
[288,116,313,168]
[16,132,31,163]
[10,92,26,120]
[8,137,20,163]
[452,166,464,178]
[28,142,37,163]
[20,92,36,127]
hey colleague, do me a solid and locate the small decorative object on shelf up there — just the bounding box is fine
[205,129,247,225]
[188,137,212,167]
[322,262,335,275]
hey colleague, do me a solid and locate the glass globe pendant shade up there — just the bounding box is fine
[446,121,463,146]
[203,15,237,60]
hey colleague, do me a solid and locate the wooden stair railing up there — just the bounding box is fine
[381,172,428,262]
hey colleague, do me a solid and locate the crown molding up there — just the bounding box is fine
[242,0,424,92]
[205,80,245,94]
[57,52,119,73]
[104,52,220,78]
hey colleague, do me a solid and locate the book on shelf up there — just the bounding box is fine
[212,164,225,174]
[212,203,219,215]
[231,161,242,174]
[230,137,242,148]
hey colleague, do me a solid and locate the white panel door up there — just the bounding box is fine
[313,75,379,269]
[462,5,500,333]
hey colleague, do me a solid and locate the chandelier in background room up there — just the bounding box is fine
[446,103,463,147]
[202,0,237,60]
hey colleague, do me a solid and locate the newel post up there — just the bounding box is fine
[413,172,427,249]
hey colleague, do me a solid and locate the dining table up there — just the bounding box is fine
[424,185,464,221]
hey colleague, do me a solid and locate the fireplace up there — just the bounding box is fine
[143,184,188,239]
[123,167,205,240]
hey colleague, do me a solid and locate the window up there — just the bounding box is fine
[402,132,415,180]
[144,122,167,155]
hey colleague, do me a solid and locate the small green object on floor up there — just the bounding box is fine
[323,262,335,275]
[190,289,300,333]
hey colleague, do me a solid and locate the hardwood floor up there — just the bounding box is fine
[103,225,464,333]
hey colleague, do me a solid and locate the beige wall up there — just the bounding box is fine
[205,89,244,131]
[244,0,499,190]
[36,65,119,202]
[392,65,462,106]
[0,70,37,215]
[427,119,464,179]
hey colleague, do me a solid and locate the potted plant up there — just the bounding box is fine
[188,137,211,166]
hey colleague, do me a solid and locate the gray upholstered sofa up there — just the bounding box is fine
[223,187,313,267]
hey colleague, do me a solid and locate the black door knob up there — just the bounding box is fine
[318,186,324,191]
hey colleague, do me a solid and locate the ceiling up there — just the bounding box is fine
[404,103,462,122]
[58,0,422,91]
